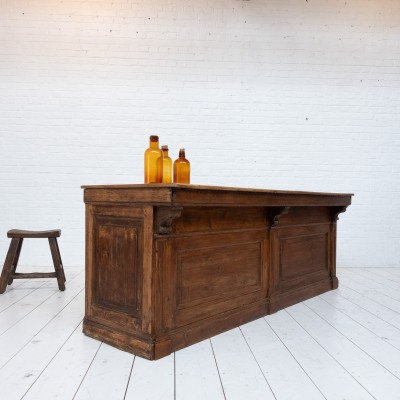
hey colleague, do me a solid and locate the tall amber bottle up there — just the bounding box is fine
[173,148,190,184]
[144,135,163,183]
[158,145,173,183]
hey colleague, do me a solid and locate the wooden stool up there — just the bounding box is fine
[0,229,66,294]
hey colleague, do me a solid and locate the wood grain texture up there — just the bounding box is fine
[82,184,353,207]
[7,229,61,238]
[82,185,351,359]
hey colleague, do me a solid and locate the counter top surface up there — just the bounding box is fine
[82,183,353,198]
[82,184,353,206]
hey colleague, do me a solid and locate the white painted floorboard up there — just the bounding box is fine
[0,267,400,400]
[239,318,324,400]
[74,343,134,400]
[267,307,374,400]
[125,354,175,399]
[210,327,275,400]
[175,339,224,400]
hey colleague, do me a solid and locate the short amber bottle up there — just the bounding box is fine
[173,148,190,184]
[144,135,163,183]
[158,145,173,183]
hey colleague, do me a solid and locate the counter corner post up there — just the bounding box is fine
[329,205,349,290]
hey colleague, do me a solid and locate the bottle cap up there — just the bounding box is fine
[150,135,159,142]
[161,145,169,151]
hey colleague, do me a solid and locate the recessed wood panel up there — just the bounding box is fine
[160,231,268,329]
[280,233,328,280]
[93,216,142,317]
[177,241,262,307]
[271,224,332,294]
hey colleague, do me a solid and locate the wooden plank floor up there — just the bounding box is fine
[1,267,400,400]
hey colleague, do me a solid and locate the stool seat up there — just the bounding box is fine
[7,229,61,239]
[0,229,65,294]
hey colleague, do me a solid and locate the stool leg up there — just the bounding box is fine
[0,238,22,294]
[8,238,23,285]
[55,239,66,283]
[48,238,65,291]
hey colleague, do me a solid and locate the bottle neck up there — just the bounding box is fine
[179,150,185,159]
[150,141,159,149]
[163,150,169,157]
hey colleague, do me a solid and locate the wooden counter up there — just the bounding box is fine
[82,184,352,360]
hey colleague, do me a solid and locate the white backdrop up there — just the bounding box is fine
[0,0,399,268]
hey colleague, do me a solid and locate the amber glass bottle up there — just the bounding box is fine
[158,145,173,183]
[173,148,190,184]
[144,135,163,183]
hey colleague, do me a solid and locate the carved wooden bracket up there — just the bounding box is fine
[269,206,291,228]
[331,206,348,222]
[156,206,183,235]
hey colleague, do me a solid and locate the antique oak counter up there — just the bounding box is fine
[82,184,352,360]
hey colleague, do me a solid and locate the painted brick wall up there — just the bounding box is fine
[0,0,399,269]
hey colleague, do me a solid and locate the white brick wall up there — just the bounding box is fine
[0,0,399,269]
